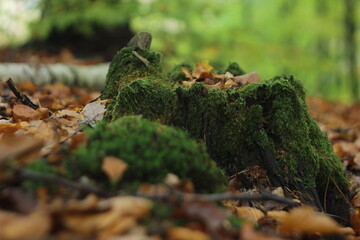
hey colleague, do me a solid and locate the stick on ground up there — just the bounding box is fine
[5,78,39,109]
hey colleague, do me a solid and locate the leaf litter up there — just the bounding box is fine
[0,62,359,239]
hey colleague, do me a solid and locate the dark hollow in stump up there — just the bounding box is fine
[101,33,351,225]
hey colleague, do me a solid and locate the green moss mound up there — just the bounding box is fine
[67,115,226,193]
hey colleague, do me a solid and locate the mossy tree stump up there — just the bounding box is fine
[101,34,350,223]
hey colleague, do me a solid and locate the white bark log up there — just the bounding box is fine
[0,63,109,88]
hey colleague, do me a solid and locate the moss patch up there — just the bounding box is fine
[66,116,226,193]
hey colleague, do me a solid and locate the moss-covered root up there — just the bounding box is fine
[101,47,162,101]
[67,116,227,193]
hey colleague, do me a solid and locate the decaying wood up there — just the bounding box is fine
[126,32,152,50]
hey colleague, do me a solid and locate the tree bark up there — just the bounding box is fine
[344,0,359,101]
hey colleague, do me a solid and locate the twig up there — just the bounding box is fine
[16,170,299,208]
[132,51,150,67]
[18,169,110,197]
[137,188,300,207]
[5,78,39,109]
[192,191,300,207]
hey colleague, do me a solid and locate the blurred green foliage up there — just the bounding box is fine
[27,0,360,101]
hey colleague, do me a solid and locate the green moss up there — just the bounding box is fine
[108,79,176,122]
[102,47,162,99]
[224,62,245,75]
[67,116,226,193]
[168,63,193,82]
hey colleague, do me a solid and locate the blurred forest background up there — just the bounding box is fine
[0,0,359,102]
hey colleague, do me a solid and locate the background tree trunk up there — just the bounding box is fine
[344,0,359,101]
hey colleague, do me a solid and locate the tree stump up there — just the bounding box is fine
[101,33,351,224]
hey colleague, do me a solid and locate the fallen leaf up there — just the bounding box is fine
[240,222,282,240]
[12,105,41,122]
[0,209,51,240]
[277,206,341,235]
[181,67,193,80]
[181,199,228,232]
[351,208,360,233]
[61,196,151,236]
[54,109,83,121]
[0,122,21,134]
[233,72,260,86]
[82,100,108,121]
[102,156,128,183]
[192,60,215,79]
[182,79,196,88]
[168,227,210,240]
[231,206,264,224]
[0,134,43,164]
[224,79,237,89]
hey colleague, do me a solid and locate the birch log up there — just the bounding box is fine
[0,63,110,88]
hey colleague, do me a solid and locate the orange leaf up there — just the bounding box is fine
[232,206,264,223]
[193,60,215,79]
[0,209,51,239]
[278,206,341,235]
[181,67,193,80]
[12,105,41,122]
[102,156,128,183]
[168,227,210,240]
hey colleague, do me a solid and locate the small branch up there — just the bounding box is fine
[18,169,110,197]
[5,78,39,109]
[137,187,300,207]
[16,170,299,208]
[192,191,300,207]
[132,51,150,67]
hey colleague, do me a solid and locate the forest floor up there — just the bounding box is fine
[0,48,360,240]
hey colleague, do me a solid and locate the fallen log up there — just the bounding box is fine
[0,62,109,88]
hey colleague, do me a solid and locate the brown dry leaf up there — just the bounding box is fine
[278,206,341,235]
[167,227,210,240]
[0,134,43,164]
[43,83,72,99]
[0,209,51,240]
[182,79,196,88]
[267,210,289,222]
[69,132,88,150]
[352,192,360,207]
[82,99,108,121]
[61,196,152,237]
[182,199,228,232]
[192,60,215,79]
[54,109,83,121]
[65,194,102,212]
[351,208,360,234]
[333,142,359,157]
[0,122,21,134]
[12,105,41,122]
[165,173,180,187]
[224,79,237,89]
[233,72,260,86]
[102,156,128,183]
[18,120,61,154]
[16,80,37,92]
[240,222,283,240]
[232,206,264,224]
[181,67,193,80]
